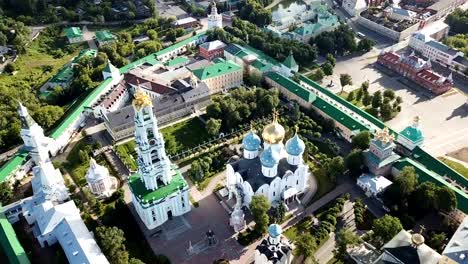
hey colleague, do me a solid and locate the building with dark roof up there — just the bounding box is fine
[102,81,211,141]
[348,230,447,264]
[254,224,293,264]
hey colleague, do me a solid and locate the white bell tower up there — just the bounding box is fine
[18,103,51,163]
[133,90,172,190]
[208,0,223,30]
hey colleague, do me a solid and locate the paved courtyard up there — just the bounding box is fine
[323,48,468,157]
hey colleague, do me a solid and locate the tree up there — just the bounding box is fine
[129,258,146,264]
[372,215,403,246]
[312,68,325,81]
[383,89,395,100]
[295,233,317,258]
[362,93,372,106]
[326,53,336,66]
[327,156,345,182]
[411,182,437,215]
[95,226,129,264]
[0,182,12,205]
[347,91,355,101]
[357,38,374,52]
[322,62,333,76]
[393,166,418,198]
[33,105,64,129]
[339,74,352,93]
[79,150,89,164]
[427,232,446,253]
[372,90,382,108]
[335,229,360,259]
[380,102,393,121]
[206,118,222,136]
[436,186,457,212]
[345,149,363,176]
[352,131,371,150]
[445,8,468,34]
[250,195,271,234]
[4,63,16,73]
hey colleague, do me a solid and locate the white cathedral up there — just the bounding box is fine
[207,0,223,30]
[226,114,309,211]
[128,90,191,230]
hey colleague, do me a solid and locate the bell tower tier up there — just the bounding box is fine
[133,90,172,190]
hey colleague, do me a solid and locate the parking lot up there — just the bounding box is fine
[324,47,468,157]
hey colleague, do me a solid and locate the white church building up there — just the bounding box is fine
[226,115,309,209]
[85,158,118,198]
[128,90,191,230]
[14,103,109,264]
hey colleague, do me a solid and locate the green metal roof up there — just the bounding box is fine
[0,150,28,182]
[64,27,82,39]
[49,65,74,83]
[412,147,468,186]
[299,75,391,133]
[312,96,367,132]
[50,78,113,139]
[155,32,206,57]
[251,59,273,72]
[164,56,189,67]
[191,60,241,81]
[393,158,468,213]
[294,23,322,37]
[95,31,115,42]
[129,168,188,205]
[72,49,97,64]
[400,125,424,143]
[119,32,206,74]
[283,52,298,69]
[266,72,315,102]
[0,210,30,264]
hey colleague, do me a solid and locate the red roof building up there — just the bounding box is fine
[378,51,452,94]
[199,40,226,61]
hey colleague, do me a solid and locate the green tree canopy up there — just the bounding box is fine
[339,74,352,93]
[295,233,317,258]
[95,226,129,264]
[0,182,12,205]
[351,131,371,150]
[250,195,271,234]
[372,215,403,246]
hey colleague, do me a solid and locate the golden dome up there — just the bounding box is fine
[132,90,152,110]
[262,112,285,144]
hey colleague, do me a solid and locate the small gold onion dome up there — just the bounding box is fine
[132,89,152,110]
[411,233,425,247]
[262,112,285,144]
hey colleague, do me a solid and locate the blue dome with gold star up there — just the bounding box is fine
[268,224,282,238]
[286,134,305,156]
[243,131,261,151]
[260,146,281,168]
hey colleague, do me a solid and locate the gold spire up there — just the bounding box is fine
[375,127,394,144]
[132,89,152,110]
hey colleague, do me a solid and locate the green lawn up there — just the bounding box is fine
[115,141,138,171]
[161,118,210,154]
[63,139,91,186]
[0,29,83,90]
[439,157,468,178]
[337,90,364,108]
[283,217,313,242]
